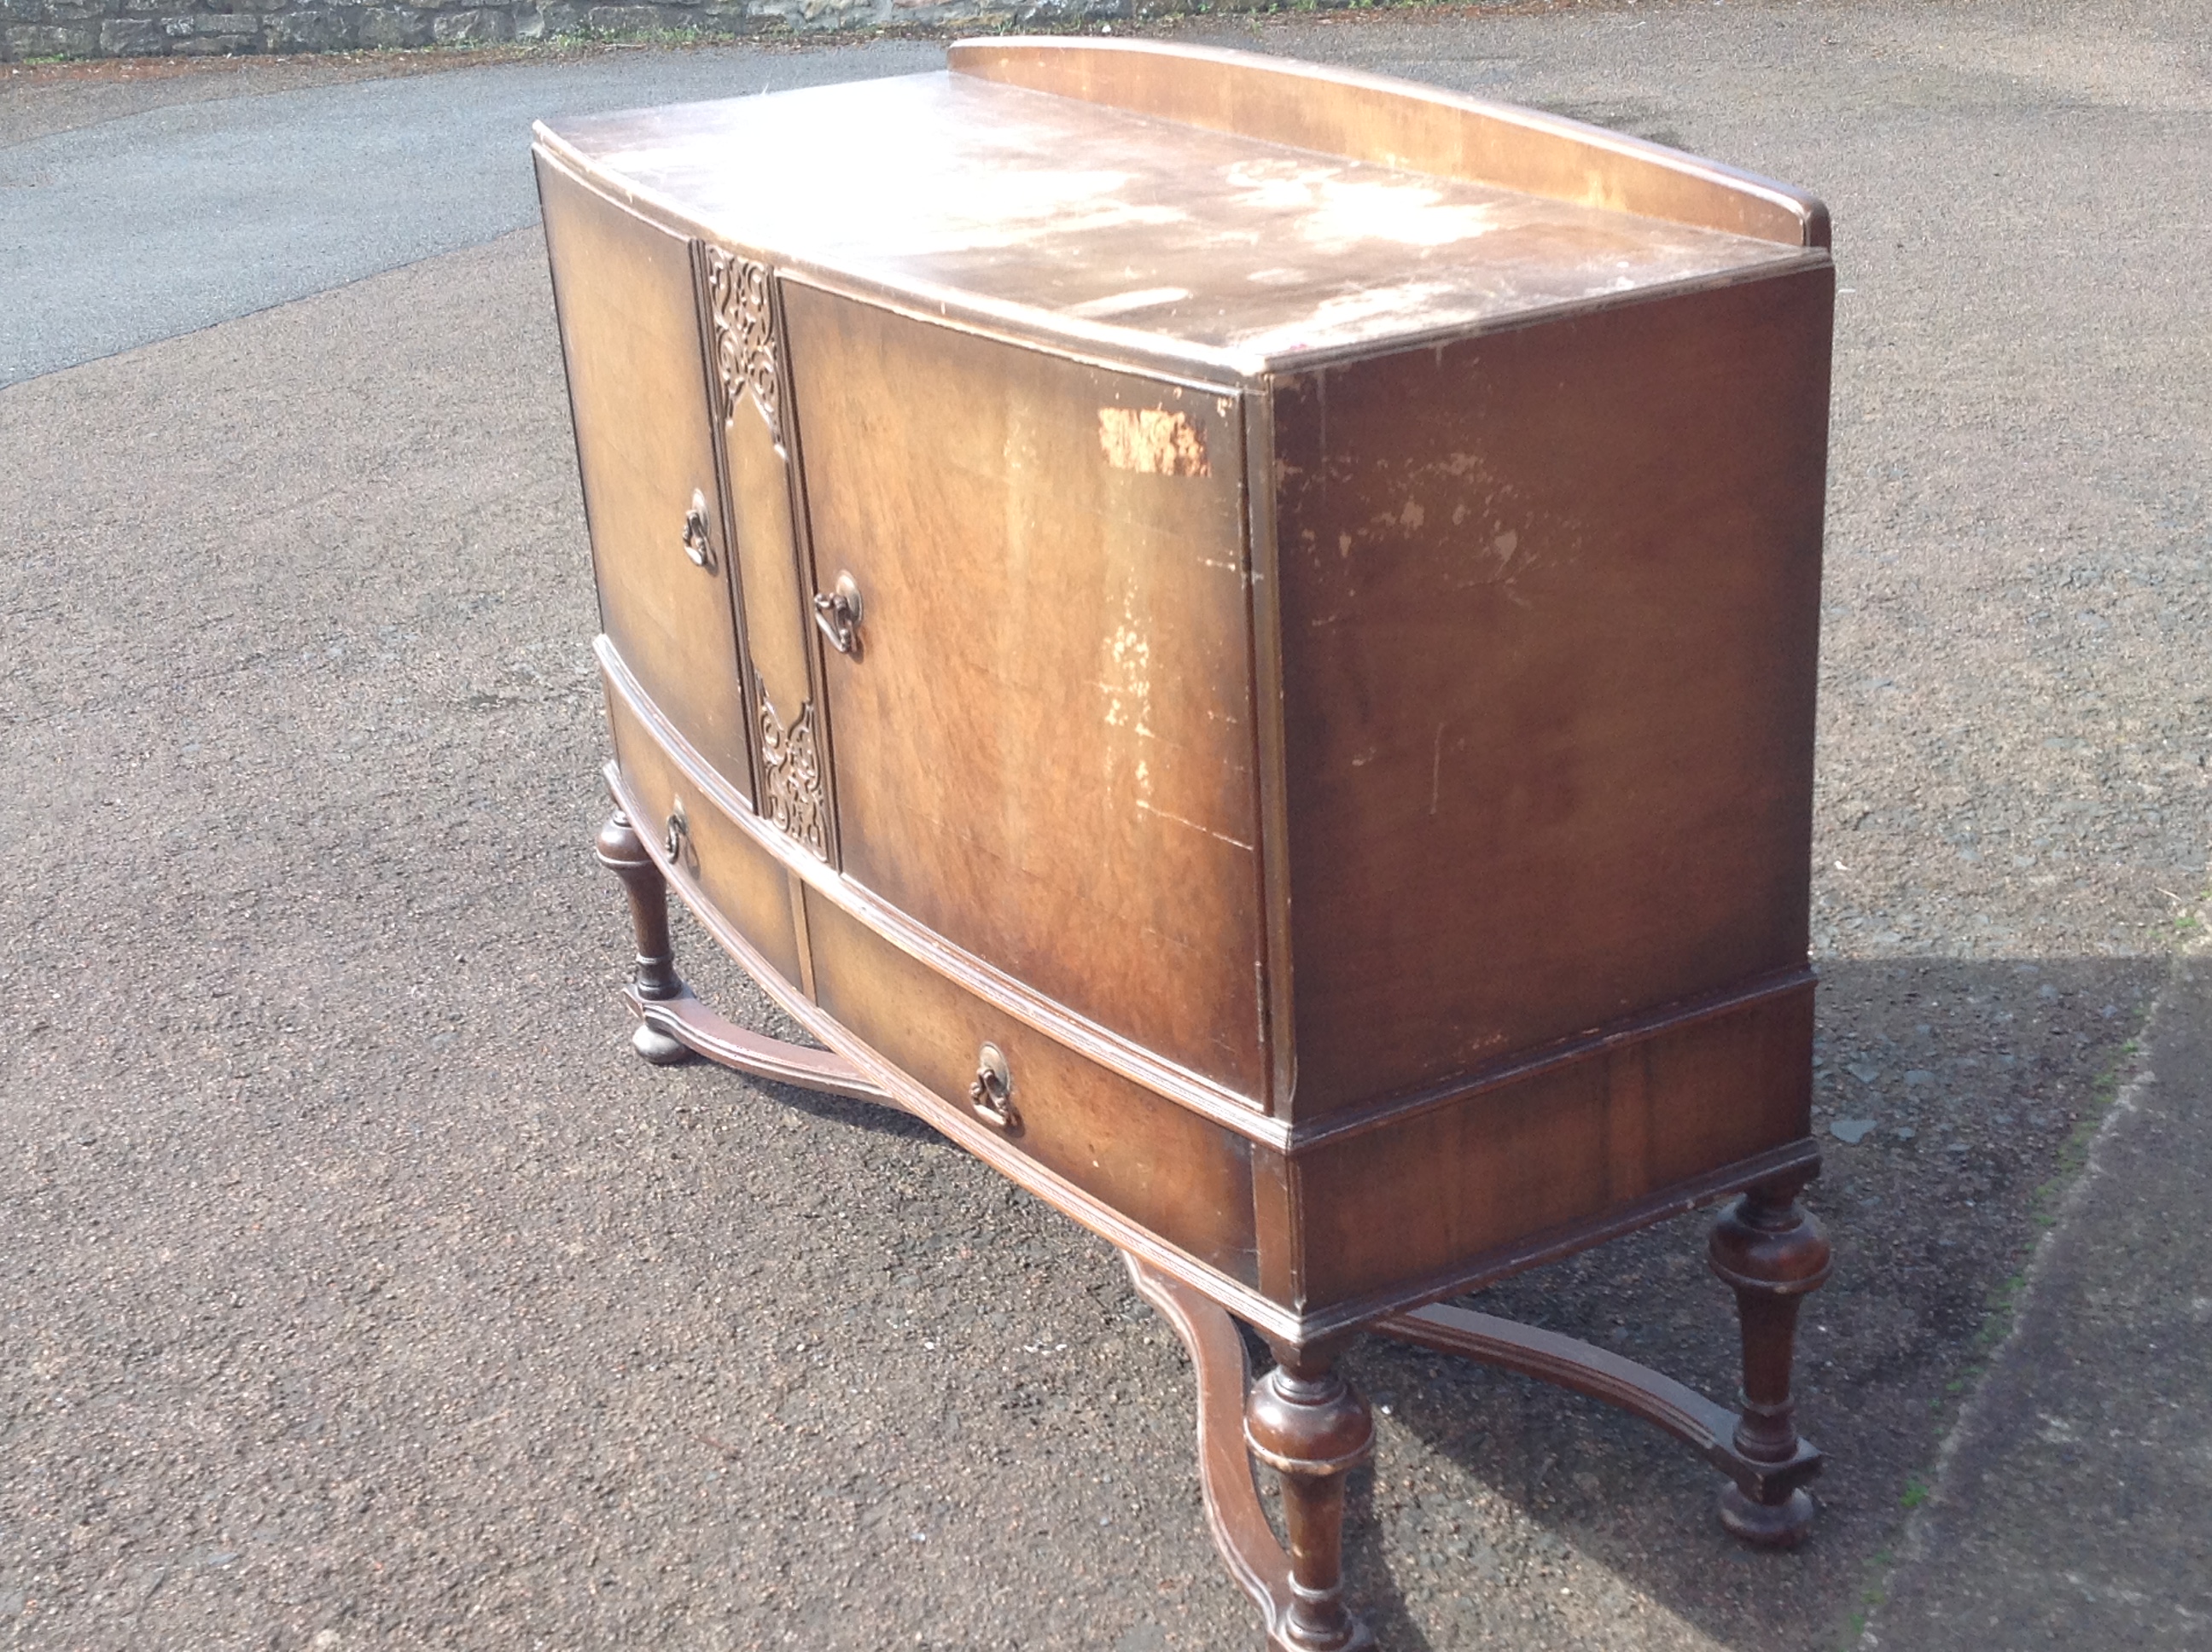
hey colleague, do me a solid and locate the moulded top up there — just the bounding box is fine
[536,41,1825,380]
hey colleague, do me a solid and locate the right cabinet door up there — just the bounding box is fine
[783,286,1266,1102]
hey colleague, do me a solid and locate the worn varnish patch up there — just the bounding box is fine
[1098,407,1210,476]
[557,74,1813,370]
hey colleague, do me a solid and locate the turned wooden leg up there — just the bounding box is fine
[1708,1177,1832,1546]
[595,809,691,1066]
[1244,1338,1376,1652]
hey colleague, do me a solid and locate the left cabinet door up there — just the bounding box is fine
[538,153,754,803]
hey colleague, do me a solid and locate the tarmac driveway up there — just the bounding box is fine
[3,3,2206,1648]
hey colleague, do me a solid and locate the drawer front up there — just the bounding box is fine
[783,283,1267,1099]
[605,674,801,993]
[804,889,1260,1288]
[538,155,754,800]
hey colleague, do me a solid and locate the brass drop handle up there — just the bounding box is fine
[681,490,714,569]
[968,1042,1018,1131]
[664,799,690,865]
[812,571,863,654]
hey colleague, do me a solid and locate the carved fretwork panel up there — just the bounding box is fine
[704,245,783,451]
[758,676,828,859]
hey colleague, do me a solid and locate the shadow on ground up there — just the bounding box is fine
[681,932,2160,1649]
[1300,956,2157,1650]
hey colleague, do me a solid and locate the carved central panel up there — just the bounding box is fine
[704,246,783,451]
[757,676,828,859]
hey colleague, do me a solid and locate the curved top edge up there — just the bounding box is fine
[949,37,1830,250]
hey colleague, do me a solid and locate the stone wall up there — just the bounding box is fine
[3,0,1183,60]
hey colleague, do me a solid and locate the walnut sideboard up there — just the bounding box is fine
[536,40,1836,1649]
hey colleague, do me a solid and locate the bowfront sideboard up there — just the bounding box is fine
[536,41,1837,1648]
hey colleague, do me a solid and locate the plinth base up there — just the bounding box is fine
[598,806,1832,1649]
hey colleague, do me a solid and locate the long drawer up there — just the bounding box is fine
[801,891,1259,1288]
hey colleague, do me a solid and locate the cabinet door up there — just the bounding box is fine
[700,243,819,847]
[537,155,752,800]
[783,287,1266,1101]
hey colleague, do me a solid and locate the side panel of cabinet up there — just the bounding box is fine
[1269,265,1832,1118]
[782,286,1268,1101]
[535,154,753,799]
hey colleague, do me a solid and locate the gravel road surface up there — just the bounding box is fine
[3,3,2206,1648]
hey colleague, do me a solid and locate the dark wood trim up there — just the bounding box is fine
[1240,384,1297,1118]
[1373,1301,1821,1509]
[623,981,892,1104]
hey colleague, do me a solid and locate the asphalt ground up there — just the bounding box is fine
[0,39,944,385]
[1868,963,2212,1648]
[2,3,2207,1648]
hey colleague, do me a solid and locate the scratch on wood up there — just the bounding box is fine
[1429,721,1447,817]
[1099,407,1210,477]
[1135,796,1254,852]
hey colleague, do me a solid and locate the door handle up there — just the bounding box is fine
[812,570,864,654]
[680,490,714,570]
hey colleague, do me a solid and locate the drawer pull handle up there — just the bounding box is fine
[664,800,690,865]
[680,490,714,570]
[812,571,864,655]
[968,1043,1018,1131]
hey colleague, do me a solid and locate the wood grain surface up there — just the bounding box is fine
[785,281,1269,1099]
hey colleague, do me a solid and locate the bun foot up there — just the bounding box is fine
[1719,1484,1815,1549]
[632,1018,692,1066]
